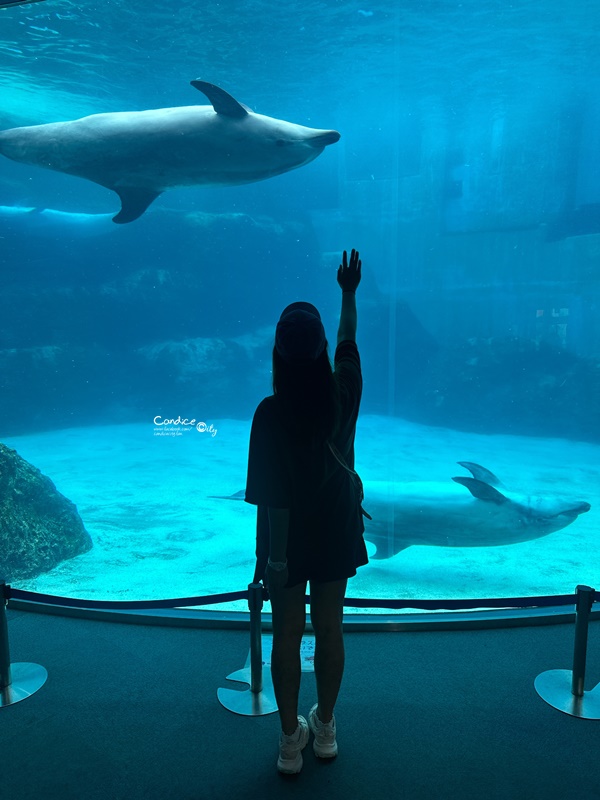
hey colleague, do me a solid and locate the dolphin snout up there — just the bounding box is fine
[557,501,591,521]
[574,501,591,514]
[311,130,341,147]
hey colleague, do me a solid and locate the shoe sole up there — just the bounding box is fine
[313,742,338,759]
[277,756,303,774]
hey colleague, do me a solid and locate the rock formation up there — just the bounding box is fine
[0,443,92,582]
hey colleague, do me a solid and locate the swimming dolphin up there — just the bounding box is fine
[362,461,591,559]
[0,205,113,235]
[216,462,591,558]
[0,80,341,224]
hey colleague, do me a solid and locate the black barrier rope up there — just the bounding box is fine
[5,585,596,612]
[7,587,249,610]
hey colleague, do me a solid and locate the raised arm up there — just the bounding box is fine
[337,248,361,345]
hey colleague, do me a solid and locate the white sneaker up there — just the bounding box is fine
[308,704,338,758]
[277,716,309,774]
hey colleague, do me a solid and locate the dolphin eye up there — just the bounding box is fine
[275,139,288,147]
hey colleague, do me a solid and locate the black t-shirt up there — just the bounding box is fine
[245,340,369,586]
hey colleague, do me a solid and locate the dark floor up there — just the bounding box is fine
[2,607,600,800]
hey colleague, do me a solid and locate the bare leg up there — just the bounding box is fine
[310,579,347,723]
[270,580,307,735]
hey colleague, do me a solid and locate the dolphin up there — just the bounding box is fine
[215,462,591,558]
[0,205,114,235]
[362,461,591,559]
[0,80,341,224]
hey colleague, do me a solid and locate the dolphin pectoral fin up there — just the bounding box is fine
[452,476,509,504]
[190,80,249,118]
[112,187,161,224]
[457,462,505,488]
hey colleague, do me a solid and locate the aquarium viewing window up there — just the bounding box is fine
[0,1,598,621]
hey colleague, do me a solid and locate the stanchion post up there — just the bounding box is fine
[534,584,600,719]
[0,581,48,708]
[571,584,595,697]
[217,582,277,716]
[0,582,12,690]
[248,582,263,695]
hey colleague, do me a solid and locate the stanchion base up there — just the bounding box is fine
[535,669,600,719]
[217,667,278,717]
[0,662,48,708]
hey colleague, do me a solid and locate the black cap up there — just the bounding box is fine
[275,302,326,364]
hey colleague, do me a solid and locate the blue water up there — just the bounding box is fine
[0,0,599,608]
[4,419,599,608]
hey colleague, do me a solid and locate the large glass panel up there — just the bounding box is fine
[0,1,598,611]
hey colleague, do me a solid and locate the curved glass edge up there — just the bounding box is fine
[8,597,600,632]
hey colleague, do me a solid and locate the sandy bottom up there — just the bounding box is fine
[4,415,599,614]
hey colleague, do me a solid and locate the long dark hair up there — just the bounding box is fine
[272,345,339,447]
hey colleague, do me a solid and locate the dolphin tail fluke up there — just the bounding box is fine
[369,545,412,560]
[208,490,246,500]
[112,187,161,224]
[363,535,411,560]
[369,548,392,560]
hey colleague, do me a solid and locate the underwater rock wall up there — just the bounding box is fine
[0,207,326,432]
[0,204,599,442]
[0,443,92,582]
[391,335,600,441]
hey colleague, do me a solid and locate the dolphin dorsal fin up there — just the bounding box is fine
[190,80,249,118]
[452,476,509,505]
[457,461,505,488]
